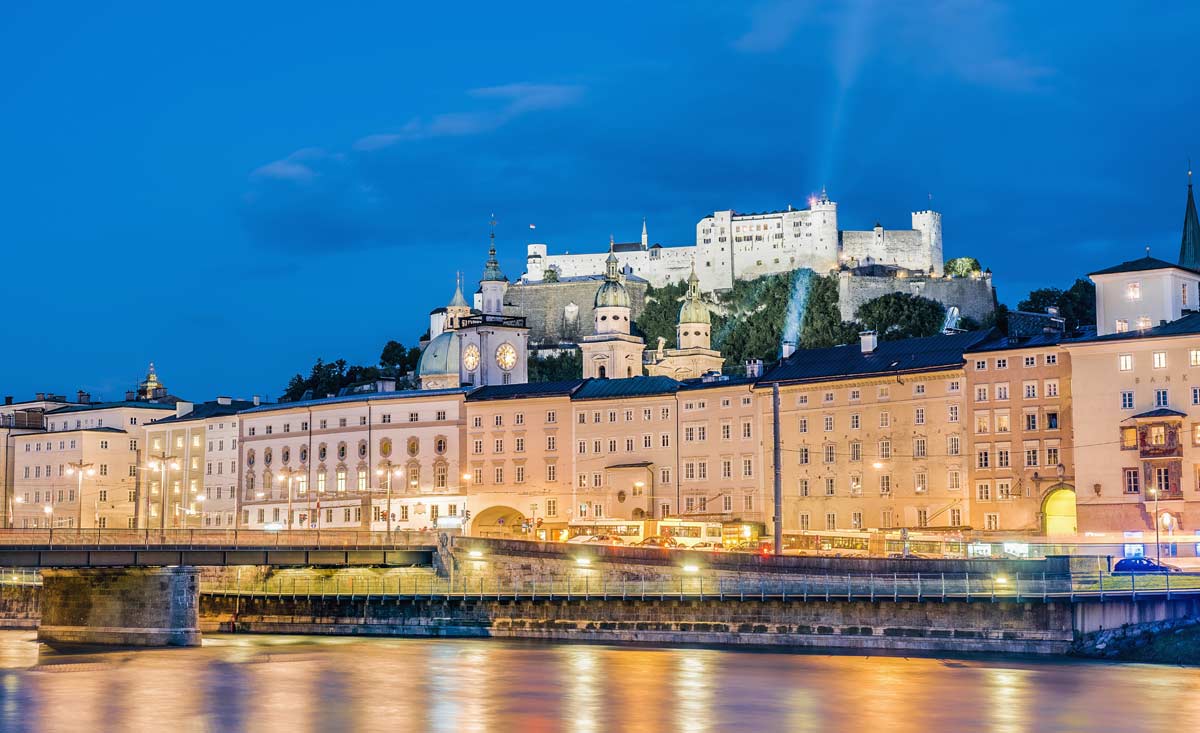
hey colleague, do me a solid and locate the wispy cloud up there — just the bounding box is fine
[354,82,584,151]
[250,148,338,182]
[732,0,1053,92]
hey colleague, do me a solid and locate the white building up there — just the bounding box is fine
[1,393,74,526]
[145,397,256,529]
[522,192,943,292]
[238,389,470,532]
[12,399,175,528]
[1090,255,1200,336]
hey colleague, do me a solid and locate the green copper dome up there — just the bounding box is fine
[594,251,630,308]
[678,265,709,324]
[481,246,506,282]
[417,332,460,377]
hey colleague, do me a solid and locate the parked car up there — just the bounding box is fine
[589,535,626,545]
[1113,557,1181,573]
[636,536,678,548]
[566,535,596,544]
[729,540,772,554]
[689,542,724,552]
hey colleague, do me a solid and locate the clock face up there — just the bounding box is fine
[496,342,518,371]
[463,344,480,371]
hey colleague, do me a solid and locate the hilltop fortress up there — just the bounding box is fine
[524,190,945,292]
[504,192,993,346]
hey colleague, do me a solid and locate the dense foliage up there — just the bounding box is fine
[855,292,947,340]
[528,350,582,382]
[1017,278,1095,332]
[799,275,859,348]
[634,279,690,351]
[944,256,983,277]
[281,340,423,401]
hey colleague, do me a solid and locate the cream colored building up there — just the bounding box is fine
[144,398,255,529]
[12,400,174,528]
[2,393,73,526]
[238,389,469,531]
[964,326,1076,536]
[762,331,985,535]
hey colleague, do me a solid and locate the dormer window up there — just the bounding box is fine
[1115,319,1129,333]
[1127,282,1141,300]
[1137,317,1152,330]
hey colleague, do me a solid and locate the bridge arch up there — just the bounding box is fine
[470,504,527,537]
[1041,485,1077,537]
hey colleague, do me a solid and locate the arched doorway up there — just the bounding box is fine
[1042,486,1077,537]
[470,505,527,538]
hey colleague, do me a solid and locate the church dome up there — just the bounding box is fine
[417,332,460,378]
[594,250,630,308]
[595,279,630,308]
[679,297,710,325]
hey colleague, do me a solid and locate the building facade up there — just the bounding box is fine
[238,389,470,532]
[523,193,944,293]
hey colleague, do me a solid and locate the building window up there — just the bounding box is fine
[1156,389,1169,408]
[1126,281,1141,300]
[1122,391,1134,409]
[1118,354,1133,372]
[1154,351,1167,369]
[985,514,999,531]
[914,407,925,425]
[1123,467,1140,493]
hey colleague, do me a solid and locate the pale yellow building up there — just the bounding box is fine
[762,331,985,534]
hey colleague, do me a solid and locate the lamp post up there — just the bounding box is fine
[1150,485,1162,566]
[276,468,301,532]
[147,452,179,530]
[375,461,402,539]
[43,503,53,530]
[65,460,95,530]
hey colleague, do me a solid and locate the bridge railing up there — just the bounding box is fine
[0,528,441,549]
[196,570,1200,601]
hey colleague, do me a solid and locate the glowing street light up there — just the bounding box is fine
[375,461,403,540]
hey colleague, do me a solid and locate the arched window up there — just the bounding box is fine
[434,461,448,489]
[598,365,607,379]
[406,461,421,492]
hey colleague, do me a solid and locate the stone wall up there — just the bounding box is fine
[504,279,649,346]
[202,593,1075,655]
[0,584,39,628]
[838,272,995,324]
[38,567,200,647]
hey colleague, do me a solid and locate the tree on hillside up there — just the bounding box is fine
[855,292,946,340]
[944,257,983,277]
[380,340,422,373]
[715,271,794,366]
[1018,279,1094,332]
[799,275,859,348]
[528,350,582,382]
[635,279,689,350]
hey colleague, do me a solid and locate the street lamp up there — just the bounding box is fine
[65,460,95,529]
[1150,485,1162,566]
[42,503,53,529]
[376,462,403,539]
[276,468,301,532]
[147,452,179,529]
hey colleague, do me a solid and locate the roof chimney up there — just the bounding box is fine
[216,396,232,406]
[175,401,194,419]
[125,390,136,401]
[4,396,12,406]
[745,359,763,378]
[253,395,260,406]
[782,343,796,359]
[76,390,91,404]
[860,330,879,354]
[35,393,45,401]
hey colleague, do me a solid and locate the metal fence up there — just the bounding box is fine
[0,528,440,548]
[199,570,1200,602]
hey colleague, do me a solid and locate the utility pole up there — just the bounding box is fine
[772,382,783,556]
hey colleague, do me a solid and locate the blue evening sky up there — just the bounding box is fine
[2,1,1198,401]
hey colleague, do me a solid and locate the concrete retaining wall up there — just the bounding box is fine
[202,594,1075,655]
[38,567,200,647]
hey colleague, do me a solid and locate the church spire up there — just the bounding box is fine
[481,215,507,282]
[641,217,648,248]
[1181,163,1200,270]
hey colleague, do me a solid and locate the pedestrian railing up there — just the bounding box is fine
[0,528,441,549]
[197,570,1200,603]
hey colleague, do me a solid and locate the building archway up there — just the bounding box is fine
[469,505,527,537]
[1041,486,1077,537]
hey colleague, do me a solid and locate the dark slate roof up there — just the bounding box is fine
[678,375,758,391]
[1063,311,1200,344]
[1181,182,1200,271]
[467,380,586,401]
[607,461,653,469]
[1088,255,1200,277]
[46,401,175,415]
[241,388,468,414]
[612,242,644,252]
[572,376,680,401]
[522,273,649,286]
[1128,408,1188,419]
[148,400,258,425]
[761,330,995,385]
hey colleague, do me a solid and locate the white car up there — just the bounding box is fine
[566,535,596,544]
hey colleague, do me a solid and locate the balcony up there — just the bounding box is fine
[1138,431,1182,459]
[0,412,44,430]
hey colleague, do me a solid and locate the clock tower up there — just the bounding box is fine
[457,223,529,387]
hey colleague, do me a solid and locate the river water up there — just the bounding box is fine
[0,631,1195,732]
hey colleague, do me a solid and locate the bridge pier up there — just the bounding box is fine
[38,566,201,647]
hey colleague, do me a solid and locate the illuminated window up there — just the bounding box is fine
[1118,354,1133,371]
[1153,351,1167,369]
[1127,281,1141,300]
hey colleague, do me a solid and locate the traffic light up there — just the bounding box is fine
[464,509,471,521]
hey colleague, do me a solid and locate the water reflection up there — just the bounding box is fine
[0,631,1195,732]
